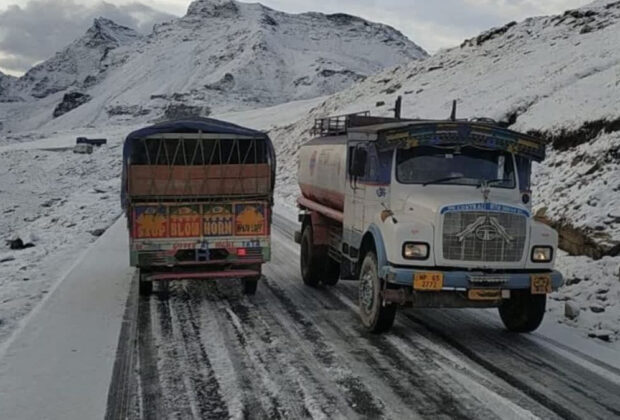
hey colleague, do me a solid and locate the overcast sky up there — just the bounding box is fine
[0,0,592,76]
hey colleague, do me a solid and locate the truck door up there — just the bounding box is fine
[348,146,367,234]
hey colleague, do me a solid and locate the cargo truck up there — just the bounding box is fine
[121,118,275,295]
[295,111,563,333]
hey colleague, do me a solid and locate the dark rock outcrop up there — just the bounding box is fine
[162,103,211,120]
[53,92,92,118]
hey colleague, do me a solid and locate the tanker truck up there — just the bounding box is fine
[122,118,275,296]
[295,111,563,333]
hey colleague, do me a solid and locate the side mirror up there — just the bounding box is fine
[350,148,367,178]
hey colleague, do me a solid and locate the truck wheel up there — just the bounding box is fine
[158,280,170,300]
[300,225,321,287]
[358,251,396,333]
[138,270,152,296]
[321,257,340,286]
[499,290,546,332]
[243,276,260,295]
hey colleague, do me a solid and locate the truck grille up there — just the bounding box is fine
[442,212,526,262]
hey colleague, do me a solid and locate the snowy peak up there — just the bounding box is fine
[1,0,427,129]
[186,0,241,18]
[7,17,142,100]
[83,17,141,49]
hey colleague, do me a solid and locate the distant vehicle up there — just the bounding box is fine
[76,136,107,146]
[121,118,276,296]
[296,109,563,333]
[72,143,93,154]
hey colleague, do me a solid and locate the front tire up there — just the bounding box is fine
[499,290,546,332]
[358,251,396,333]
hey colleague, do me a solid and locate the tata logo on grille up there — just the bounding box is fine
[475,224,499,241]
[456,216,514,244]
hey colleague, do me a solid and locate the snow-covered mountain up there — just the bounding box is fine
[9,18,142,100]
[272,0,620,254]
[0,0,427,132]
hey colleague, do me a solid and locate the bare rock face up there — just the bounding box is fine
[6,238,35,250]
[162,103,211,120]
[204,73,235,91]
[186,0,240,18]
[0,71,21,103]
[53,92,92,118]
[535,209,611,259]
[106,105,150,117]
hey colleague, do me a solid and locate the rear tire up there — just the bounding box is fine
[158,280,170,300]
[300,225,321,287]
[321,257,340,286]
[499,290,546,332]
[243,276,260,295]
[358,251,396,333]
[138,270,152,296]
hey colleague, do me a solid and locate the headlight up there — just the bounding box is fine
[403,242,429,260]
[531,246,553,263]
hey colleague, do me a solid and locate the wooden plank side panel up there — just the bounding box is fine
[128,164,271,196]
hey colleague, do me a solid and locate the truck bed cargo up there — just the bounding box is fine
[122,118,275,296]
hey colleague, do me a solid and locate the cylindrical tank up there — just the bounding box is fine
[298,139,347,211]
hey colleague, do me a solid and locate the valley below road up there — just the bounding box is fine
[113,214,620,420]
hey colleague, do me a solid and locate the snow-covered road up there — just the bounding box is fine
[121,214,620,420]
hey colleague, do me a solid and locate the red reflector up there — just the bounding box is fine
[236,248,247,257]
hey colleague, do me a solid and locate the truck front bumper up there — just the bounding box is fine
[380,266,564,291]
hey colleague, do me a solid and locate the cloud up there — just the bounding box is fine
[0,0,175,74]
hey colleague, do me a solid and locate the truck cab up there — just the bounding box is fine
[297,113,563,333]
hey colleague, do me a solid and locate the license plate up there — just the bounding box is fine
[531,274,552,294]
[413,272,443,291]
[468,289,502,301]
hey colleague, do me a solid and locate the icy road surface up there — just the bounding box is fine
[122,215,620,420]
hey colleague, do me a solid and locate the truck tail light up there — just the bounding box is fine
[236,248,247,257]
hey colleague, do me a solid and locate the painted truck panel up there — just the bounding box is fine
[298,138,347,211]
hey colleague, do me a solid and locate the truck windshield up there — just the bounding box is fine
[395,146,516,188]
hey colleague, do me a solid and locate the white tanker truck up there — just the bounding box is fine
[295,110,563,333]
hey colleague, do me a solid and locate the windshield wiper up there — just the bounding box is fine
[477,178,511,188]
[422,176,466,186]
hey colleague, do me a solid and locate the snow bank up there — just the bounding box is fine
[0,219,134,420]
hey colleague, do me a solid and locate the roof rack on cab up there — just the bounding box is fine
[312,111,415,137]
